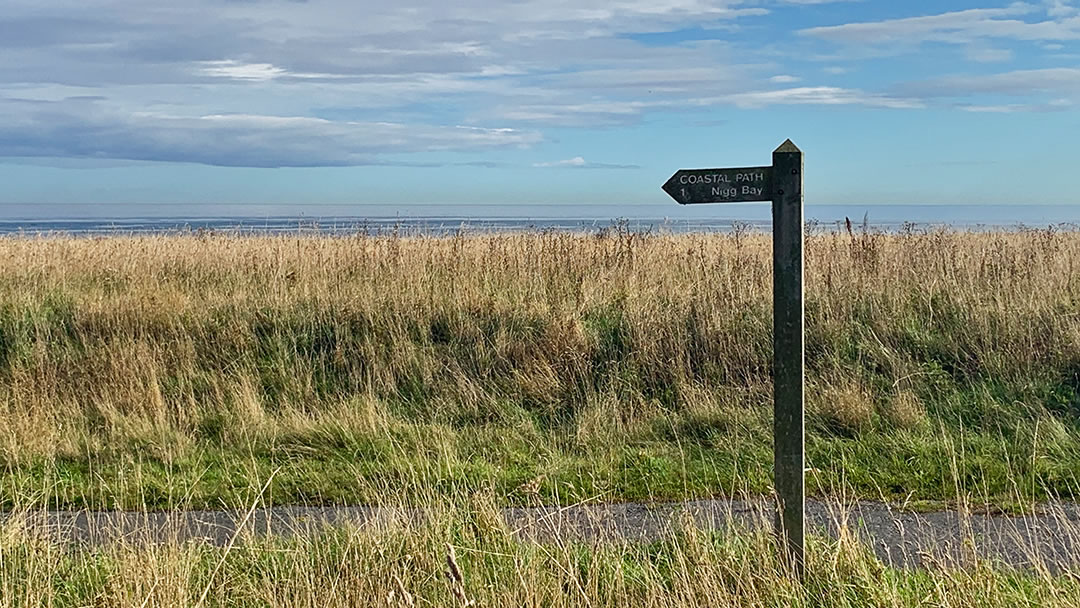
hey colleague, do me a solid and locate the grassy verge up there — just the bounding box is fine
[0,229,1077,509]
[3,492,1079,607]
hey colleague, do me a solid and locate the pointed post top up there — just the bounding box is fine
[774,139,801,154]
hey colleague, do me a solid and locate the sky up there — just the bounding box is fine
[1,0,1079,218]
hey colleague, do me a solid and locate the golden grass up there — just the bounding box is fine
[0,227,1079,604]
[0,228,1076,508]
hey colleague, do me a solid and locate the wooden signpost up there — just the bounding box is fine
[662,139,806,574]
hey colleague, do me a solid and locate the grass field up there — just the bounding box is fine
[0,227,1077,510]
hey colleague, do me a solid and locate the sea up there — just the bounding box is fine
[0,204,1077,236]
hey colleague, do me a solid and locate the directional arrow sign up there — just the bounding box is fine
[662,166,773,205]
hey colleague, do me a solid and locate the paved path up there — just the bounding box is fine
[4,499,1079,571]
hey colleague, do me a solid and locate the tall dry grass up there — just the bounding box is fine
[0,227,1076,507]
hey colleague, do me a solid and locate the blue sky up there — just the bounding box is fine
[1,0,1078,218]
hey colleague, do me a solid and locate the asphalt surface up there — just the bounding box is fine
[4,499,1079,571]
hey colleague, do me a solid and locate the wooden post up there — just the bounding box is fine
[661,139,807,575]
[771,139,805,575]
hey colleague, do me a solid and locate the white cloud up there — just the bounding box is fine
[533,156,638,168]
[492,98,666,126]
[769,74,802,83]
[900,67,1080,97]
[535,156,587,167]
[198,60,347,81]
[801,4,1080,45]
[1045,0,1079,17]
[957,98,1073,111]
[719,86,924,109]
[199,61,286,81]
[0,97,541,167]
[964,47,1015,62]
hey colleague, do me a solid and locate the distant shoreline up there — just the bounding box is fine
[0,203,1077,236]
[0,214,1078,238]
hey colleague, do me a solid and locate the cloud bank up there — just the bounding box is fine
[0,98,539,167]
[0,0,1077,167]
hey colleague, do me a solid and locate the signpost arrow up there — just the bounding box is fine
[663,140,805,577]
[661,166,773,205]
